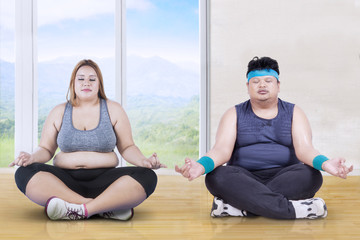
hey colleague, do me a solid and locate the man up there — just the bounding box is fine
[175,56,353,219]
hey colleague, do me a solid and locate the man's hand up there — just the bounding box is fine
[322,157,353,179]
[175,158,205,181]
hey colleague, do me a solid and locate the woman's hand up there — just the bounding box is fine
[9,151,34,167]
[175,158,205,181]
[141,153,167,169]
[322,157,353,179]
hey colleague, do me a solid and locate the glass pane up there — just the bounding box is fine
[126,0,200,168]
[0,0,15,167]
[37,0,116,140]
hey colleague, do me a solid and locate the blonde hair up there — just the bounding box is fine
[66,59,107,106]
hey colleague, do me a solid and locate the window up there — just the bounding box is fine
[8,0,208,171]
[125,0,200,168]
[37,0,116,139]
[0,0,15,167]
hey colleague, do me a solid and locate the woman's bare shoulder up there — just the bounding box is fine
[106,99,126,115]
[46,103,67,131]
[49,102,67,117]
[106,99,123,108]
[106,99,128,125]
[34,102,67,134]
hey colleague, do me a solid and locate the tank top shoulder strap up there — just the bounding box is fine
[60,101,72,131]
[99,98,113,128]
[234,100,251,121]
[278,98,295,117]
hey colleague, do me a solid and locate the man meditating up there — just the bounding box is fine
[176,56,353,219]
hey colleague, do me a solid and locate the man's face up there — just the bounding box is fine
[246,76,280,102]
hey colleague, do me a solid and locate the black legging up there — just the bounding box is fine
[15,163,157,198]
[205,163,323,219]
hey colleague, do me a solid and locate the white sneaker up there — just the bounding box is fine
[99,209,134,221]
[45,197,88,220]
[211,197,247,217]
[291,197,327,219]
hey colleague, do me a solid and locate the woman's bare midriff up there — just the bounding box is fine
[53,151,119,169]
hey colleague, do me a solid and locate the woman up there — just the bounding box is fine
[10,59,166,220]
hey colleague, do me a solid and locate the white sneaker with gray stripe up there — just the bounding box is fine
[210,197,247,217]
[290,197,327,219]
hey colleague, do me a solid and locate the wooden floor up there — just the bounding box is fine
[0,173,359,240]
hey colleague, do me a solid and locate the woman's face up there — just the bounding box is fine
[74,65,100,102]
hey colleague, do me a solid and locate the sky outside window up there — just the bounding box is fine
[37,0,116,138]
[0,0,200,168]
[125,0,200,168]
[0,0,15,167]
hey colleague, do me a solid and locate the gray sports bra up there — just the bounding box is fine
[57,98,117,152]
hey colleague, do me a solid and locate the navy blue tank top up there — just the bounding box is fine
[57,98,117,153]
[228,99,299,170]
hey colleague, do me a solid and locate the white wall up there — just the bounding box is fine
[209,0,360,172]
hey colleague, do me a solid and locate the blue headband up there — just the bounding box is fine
[247,69,279,82]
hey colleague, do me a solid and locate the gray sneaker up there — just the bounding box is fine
[99,209,134,221]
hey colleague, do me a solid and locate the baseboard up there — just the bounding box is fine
[322,168,360,176]
[0,168,16,174]
[154,168,182,175]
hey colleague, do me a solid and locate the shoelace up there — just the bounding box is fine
[66,207,85,220]
[102,211,114,218]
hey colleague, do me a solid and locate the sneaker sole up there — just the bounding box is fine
[210,198,219,217]
[118,208,134,221]
[128,208,134,220]
[211,197,230,218]
[302,198,328,219]
[315,198,327,218]
[45,196,57,218]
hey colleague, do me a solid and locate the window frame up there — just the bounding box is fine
[14,0,209,169]
[15,0,38,157]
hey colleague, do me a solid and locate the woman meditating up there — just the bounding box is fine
[11,59,166,220]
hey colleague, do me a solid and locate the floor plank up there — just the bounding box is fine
[0,174,359,239]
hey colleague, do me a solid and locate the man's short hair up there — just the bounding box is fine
[246,56,280,77]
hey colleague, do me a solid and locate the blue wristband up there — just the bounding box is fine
[313,155,329,171]
[197,156,215,174]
